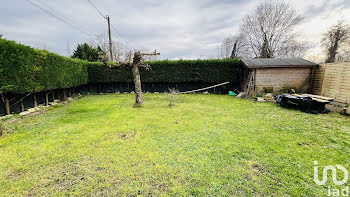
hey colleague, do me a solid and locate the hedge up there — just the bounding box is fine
[87,59,241,83]
[0,39,241,94]
[0,39,88,93]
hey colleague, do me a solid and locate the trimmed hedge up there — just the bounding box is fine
[0,39,88,93]
[0,39,241,94]
[88,59,241,83]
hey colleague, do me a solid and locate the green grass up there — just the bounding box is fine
[0,94,349,196]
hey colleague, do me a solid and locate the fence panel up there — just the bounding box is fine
[312,62,350,103]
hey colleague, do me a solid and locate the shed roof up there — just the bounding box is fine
[241,58,318,69]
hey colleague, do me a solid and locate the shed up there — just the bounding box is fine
[240,58,318,95]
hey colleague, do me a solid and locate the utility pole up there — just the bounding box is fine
[106,15,113,61]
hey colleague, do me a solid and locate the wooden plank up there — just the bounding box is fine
[303,94,334,101]
[311,98,332,103]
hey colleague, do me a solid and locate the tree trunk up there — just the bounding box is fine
[45,92,49,106]
[68,88,71,97]
[20,98,24,112]
[132,63,143,106]
[33,93,37,108]
[4,95,10,115]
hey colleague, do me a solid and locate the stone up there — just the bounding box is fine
[19,111,31,116]
[236,92,247,99]
[0,114,13,120]
[342,107,350,116]
[67,97,74,102]
[27,108,36,113]
[257,97,265,102]
[54,99,60,103]
[203,91,209,94]
[265,93,273,98]
[34,107,40,111]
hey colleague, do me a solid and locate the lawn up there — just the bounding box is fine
[0,94,349,196]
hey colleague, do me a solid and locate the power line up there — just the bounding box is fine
[36,0,95,37]
[86,0,141,51]
[110,24,133,49]
[25,0,95,38]
[87,0,107,19]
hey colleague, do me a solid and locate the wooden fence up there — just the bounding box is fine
[312,62,350,103]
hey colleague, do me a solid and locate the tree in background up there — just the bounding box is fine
[239,1,308,58]
[322,20,350,63]
[71,43,104,62]
[218,34,247,59]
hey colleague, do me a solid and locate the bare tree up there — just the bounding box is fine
[337,44,350,62]
[108,51,160,106]
[322,20,350,63]
[218,34,247,59]
[239,1,306,58]
[66,41,71,57]
[90,33,130,62]
[130,51,160,107]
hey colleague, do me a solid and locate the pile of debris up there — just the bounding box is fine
[275,94,333,114]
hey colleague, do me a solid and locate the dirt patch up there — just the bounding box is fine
[117,130,137,139]
[297,142,310,146]
[247,161,263,173]
[6,169,23,181]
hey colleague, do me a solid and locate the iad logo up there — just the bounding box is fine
[314,161,348,185]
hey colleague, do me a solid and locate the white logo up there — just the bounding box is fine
[314,161,348,185]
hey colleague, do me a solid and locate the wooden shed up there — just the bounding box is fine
[240,58,318,95]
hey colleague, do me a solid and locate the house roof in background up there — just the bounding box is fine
[241,58,318,68]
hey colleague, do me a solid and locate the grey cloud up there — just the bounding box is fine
[0,0,348,59]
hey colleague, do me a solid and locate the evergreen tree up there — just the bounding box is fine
[71,43,104,62]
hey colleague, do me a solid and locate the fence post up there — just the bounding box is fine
[58,90,61,101]
[4,95,10,115]
[63,89,67,100]
[45,92,49,106]
[33,93,37,108]
[52,92,55,102]
[20,98,24,112]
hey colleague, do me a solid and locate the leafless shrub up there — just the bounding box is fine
[167,88,179,107]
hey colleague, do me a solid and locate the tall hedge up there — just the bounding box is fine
[87,59,241,83]
[0,39,241,94]
[0,39,88,93]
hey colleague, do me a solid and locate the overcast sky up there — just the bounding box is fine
[1,0,350,61]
